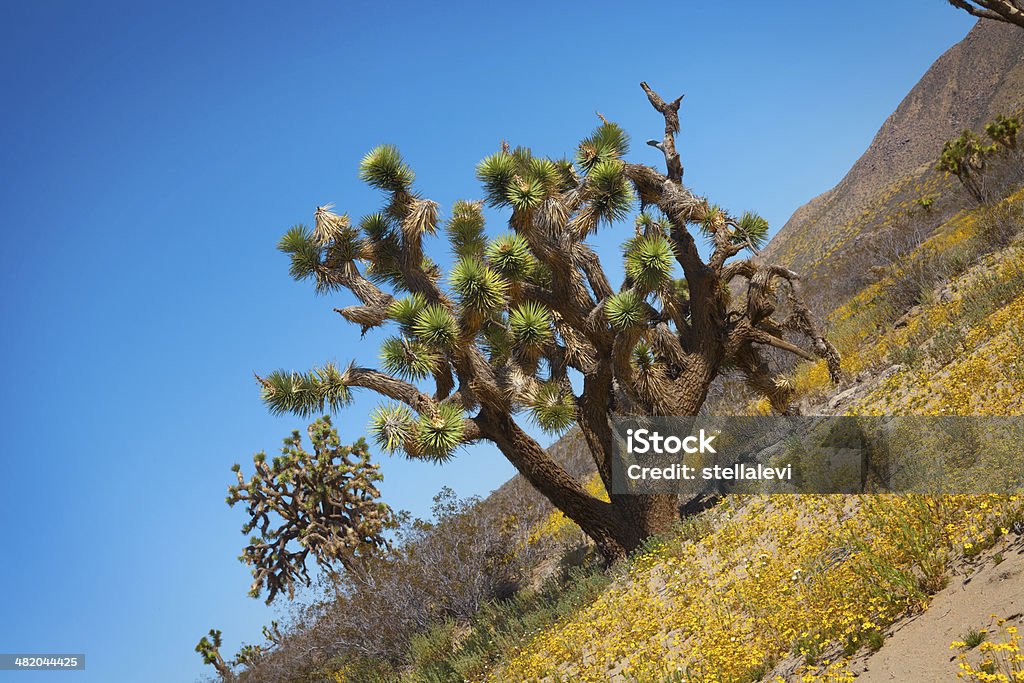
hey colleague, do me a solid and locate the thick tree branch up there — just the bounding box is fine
[576,356,620,495]
[766,265,844,383]
[343,366,435,413]
[324,260,394,312]
[733,343,795,414]
[576,244,615,301]
[722,259,755,283]
[640,81,685,182]
[334,305,389,335]
[476,406,637,558]
[750,330,818,362]
[948,0,1024,27]
[396,197,448,302]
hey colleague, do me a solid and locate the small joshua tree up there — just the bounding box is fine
[195,624,284,681]
[227,416,395,603]
[986,114,1022,150]
[938,130,993,203]
[946,0,1024,29]
[196,629,235,681]
[938,114,1022,203]
[256,82,842,561]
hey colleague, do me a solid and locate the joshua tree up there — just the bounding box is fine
[986,114,1021,151]
[257,82,842,561]
[938,114,1022,203]
[196,623,286,681]
[938,130,994,204]
[227,416,395,603]
[947,0,1024,28]
[196,629,235,681]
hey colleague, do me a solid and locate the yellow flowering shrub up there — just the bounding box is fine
[494,494,1024,682]
[783,189,1024,417]
[779,659,856,683]
[953,619,1024,682]
[494,190,1024,682]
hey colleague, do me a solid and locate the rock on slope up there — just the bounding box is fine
[764,20,1024,278]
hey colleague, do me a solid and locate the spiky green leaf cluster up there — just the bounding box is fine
[477,147,569,211]
[380,336,440,380]
[734,211,770,250]
[698,204,726,239]
[526,157,562,195]
[369,403,414,454]
[446,200,486,259]
[625,235,674,291]
[328,229,361,262]
[528,382,576,434]
[360,212,392,240]
[486,233,535,279]
[358,212,406,287]
[985,114,1021,150]
[480,320,512,362]
[412,303,458,347]
[938,131,990,176]
[278,225,322,282]
[631,340,657,371]
[508,301,552,348]
[577,122,630,171]
[476,152,518,207]
[259,363,351,417]
[506,177,545,211]
[415,403,466,462]
[635,211,668,238]
[585,160,634,227]
[449,258,508,313]
[388,293,427,330]
[359,144,415,192]
[630,340,669,398]
[605,290,648,330]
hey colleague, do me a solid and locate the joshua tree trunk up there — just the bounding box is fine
[479,407,642,559]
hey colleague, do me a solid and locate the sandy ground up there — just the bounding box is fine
[848,536,1024,682]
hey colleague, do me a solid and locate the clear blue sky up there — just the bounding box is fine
[0,2,975,681]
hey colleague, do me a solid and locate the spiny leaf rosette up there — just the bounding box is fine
[227,416,396,603]
[255,82,842,565]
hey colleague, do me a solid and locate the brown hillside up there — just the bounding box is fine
[764,20,1024,282]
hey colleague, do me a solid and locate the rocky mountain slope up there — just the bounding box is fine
[764,20,1024,305]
